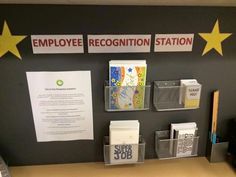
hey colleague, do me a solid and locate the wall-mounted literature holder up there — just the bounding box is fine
[103,136,145,165]
[155,130,199,159]
[104,81,151,112]
[206,140,229,163]
[153,80,202,111]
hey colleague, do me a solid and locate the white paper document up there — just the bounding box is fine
[26,71,94,142]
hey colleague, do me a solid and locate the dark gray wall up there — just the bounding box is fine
[0,5,236,166]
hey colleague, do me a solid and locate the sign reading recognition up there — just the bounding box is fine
[87,35,151,53]
[154,34,194,52]
[31,35,84,54]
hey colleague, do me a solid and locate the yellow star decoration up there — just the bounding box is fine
[199,20,232,56]
[0,21,26,60]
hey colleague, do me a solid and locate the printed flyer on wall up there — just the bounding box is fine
[26,71,94,142]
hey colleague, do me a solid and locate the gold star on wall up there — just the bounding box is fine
[0,21,27,60]
[199,20,232,56]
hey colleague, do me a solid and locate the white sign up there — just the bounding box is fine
[26,71,93,142]
[31,35,84,54]
[186,85,202,99]
[110,144,138,165]
[154,34,194,52]
[88,35,151,53]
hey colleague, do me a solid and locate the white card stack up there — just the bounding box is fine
[109,120,140,145]
[109,120,140,164]
[170,122,198,157]
[179,79,201,108]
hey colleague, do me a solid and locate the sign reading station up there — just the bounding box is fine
[31,35,84,54]
[88,35,151,53]
[154,34,194,52]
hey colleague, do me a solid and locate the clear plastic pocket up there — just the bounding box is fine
[153,80,201,111]
[103,136,145,165]
[155,130,199,159]
[104,81,151,111]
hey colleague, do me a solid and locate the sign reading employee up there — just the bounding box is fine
[31,35,84,54]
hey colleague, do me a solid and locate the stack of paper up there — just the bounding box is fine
[109,120,140,145]
[109,120,140,164]
[109,60,147,110]
[179,79,201,108]
[170,122,198,157]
